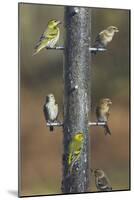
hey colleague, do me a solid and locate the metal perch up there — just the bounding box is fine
[46,121,106,127]
[46,46,107,52]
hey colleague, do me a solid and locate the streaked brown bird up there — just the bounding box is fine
[93,26,119,53]
[96,98,112,135]
[94,169,112,191]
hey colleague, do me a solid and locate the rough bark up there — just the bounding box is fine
[62,7,91,193]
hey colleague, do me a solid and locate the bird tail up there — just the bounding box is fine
[67,156,73,177]
[33,41,47,56]
[32,46,42,56]
[91,50,97,55]
[104,124,111,135]
[50,126,54,131]
[106,187,112,191]
[65,163,74,178]
[32,50,38,56]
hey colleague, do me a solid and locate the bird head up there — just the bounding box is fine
[48,19,61,28]
[46,94,55,103]
[100,98,112,107]
[94,169,105,177]
[107,26,119,33]
[74,132,84,142]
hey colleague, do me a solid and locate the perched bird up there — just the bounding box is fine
[93,26,119,53]
[67,132,84,175]
[96,98,112,135]
[43,94,58,131]
[33,19,61,55]
[94,169,112,192]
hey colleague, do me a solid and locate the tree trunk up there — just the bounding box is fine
[62,6,91,193]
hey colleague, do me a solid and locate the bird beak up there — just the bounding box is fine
[109,101,112,105]
[57,21,61,25]
[115,29,119,32]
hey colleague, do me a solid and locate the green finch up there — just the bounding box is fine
[43,94,58,131]
[94,169,112,191]
[96,98,112,135]
[33,19,61,55]
[93,26,119,53]
[67,132,84,175]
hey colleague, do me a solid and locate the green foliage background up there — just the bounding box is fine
[19,3,130,196]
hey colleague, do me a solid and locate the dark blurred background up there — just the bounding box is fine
[19,3,130,196]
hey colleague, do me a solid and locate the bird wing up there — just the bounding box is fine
[68,148,80,165]
[33,27,59,54]
[94,34,101,48]
[43,104,49,121]
[68,141,75,165]
[94,31,105,48]
[96,106,104,121]
[98,176,112,190]
[94,29,109,48]
[68,147,81,174]
[44,27,59,39]
[95,33,101,42]
[106,110,110,119]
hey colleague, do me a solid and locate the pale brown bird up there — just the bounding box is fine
[43,94,58,131]
[96,98,112,135]
[94,169,112,192]
[93,26,119,53]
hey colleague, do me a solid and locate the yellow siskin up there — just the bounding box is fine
[96,98,112,135]
[94,169,112,192]
[67,132,84,175]
[33,19,61,55]
[93,26,119,52]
